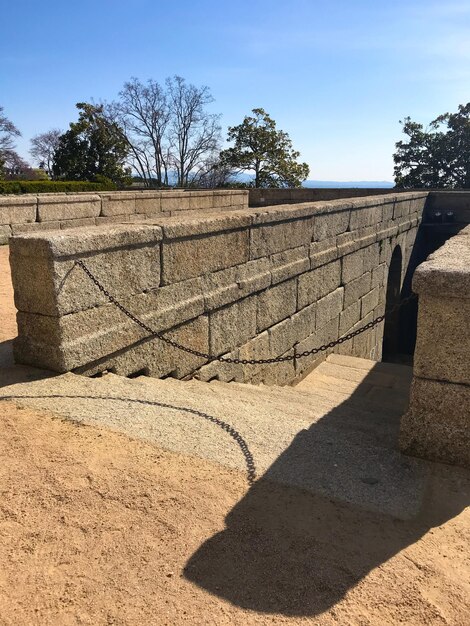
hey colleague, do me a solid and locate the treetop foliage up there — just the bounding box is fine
[394,102,470,189]
[220,108,309,188]
[52,103,131,185]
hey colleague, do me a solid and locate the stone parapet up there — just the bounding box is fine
[10,192,427,384]
[400,225,470,467]
[0,190,249,238]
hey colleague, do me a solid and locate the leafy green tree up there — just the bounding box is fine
[53,103,131,185]
[220,108,309,188]
[394,103,470,189]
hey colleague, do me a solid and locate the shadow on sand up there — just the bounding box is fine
[0,339,56,388]
[184,365,470,617]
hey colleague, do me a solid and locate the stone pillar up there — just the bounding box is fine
[400,226,470,467]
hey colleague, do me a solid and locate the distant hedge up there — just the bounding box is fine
[0,180,117,194]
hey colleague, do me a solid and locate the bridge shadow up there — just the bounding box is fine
[184,365,470,617]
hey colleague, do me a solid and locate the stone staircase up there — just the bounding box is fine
[0,353,428,519]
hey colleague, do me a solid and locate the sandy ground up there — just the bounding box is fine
[1,244,469,625]
[0,246,16,344]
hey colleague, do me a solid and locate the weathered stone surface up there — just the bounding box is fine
[236,258,271,295]
[362,243,380,274]
[298,260,341,309]
[11,221,61,234]
[371,263,387,289]
[9,190,428,384]
[257,279,297,332]
[315,287,344,330]
[239,331,271,377]
[349,205,382,230]
[189,192,214,211]
[9,225,163,315]
[101,192,136,216]
[201,266,239,310]
[339,300,361,335]
[161,212,252,239]
[295,315,340,376]
[314,210,350,240]
[268,301,317,358]
[95,215,131,225]
[291,302,317,345]
[38,194,101,222]
[342,249,365,283]
[252,203,315,224]
[0,196,36,225]
[309,237,338,270]
[250,217,314,258]
[15,295,207,374]
[134,192,162,215]
[209,296,257,356]
[162,228,249,284]
[60,218,96,230]
[77,316,209,379]
[361,286,380,317]
[414,294,470,385]
[0,224,12,244]
[413,230,470,298]
[270,246,309,284]
[352,312,375,359]
[268,317,297,357]
[400,377,470,468]
[160,192,191,212]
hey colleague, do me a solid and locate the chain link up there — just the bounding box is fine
[75,260,417,366]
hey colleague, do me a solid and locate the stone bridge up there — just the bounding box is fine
[9,191,427,385]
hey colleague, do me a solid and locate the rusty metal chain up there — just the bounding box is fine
[75,259,417,366]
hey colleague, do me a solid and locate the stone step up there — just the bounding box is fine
[128,369,401,444]
[0,361,426,519]
[327,353,413,379]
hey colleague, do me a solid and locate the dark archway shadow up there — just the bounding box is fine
[382,245,403,361]
[184,365,470,617]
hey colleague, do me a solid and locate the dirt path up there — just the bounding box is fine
[0,246,16,344]
[0,400,469,625]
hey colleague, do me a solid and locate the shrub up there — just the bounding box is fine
[0,180,117,194]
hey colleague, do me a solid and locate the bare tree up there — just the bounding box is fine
[30,129,62,176]
[166,76,222,187]
[109,78,171,187]
[1,150,38,180]
[0,106,20,152]
[108,76,222,188]
[0,106,21,177]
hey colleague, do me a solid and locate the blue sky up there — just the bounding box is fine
[1,0,469,181]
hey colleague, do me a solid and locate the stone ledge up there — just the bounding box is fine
[9,224,163,258]
[413,226,470,298]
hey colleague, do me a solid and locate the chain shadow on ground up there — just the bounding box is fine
[183,365,470,617]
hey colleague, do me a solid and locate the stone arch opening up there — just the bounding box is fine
[382,245,403,361]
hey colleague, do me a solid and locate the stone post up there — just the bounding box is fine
[400,226,470,467]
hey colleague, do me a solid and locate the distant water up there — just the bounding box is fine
[303,180,394,189]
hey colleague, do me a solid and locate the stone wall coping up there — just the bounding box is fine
[37,194,102,205]
[8,190,427,247]
[0,195,38,206]
[413,226,470,298]
[9,224,163,258]
[136,211,253,238]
